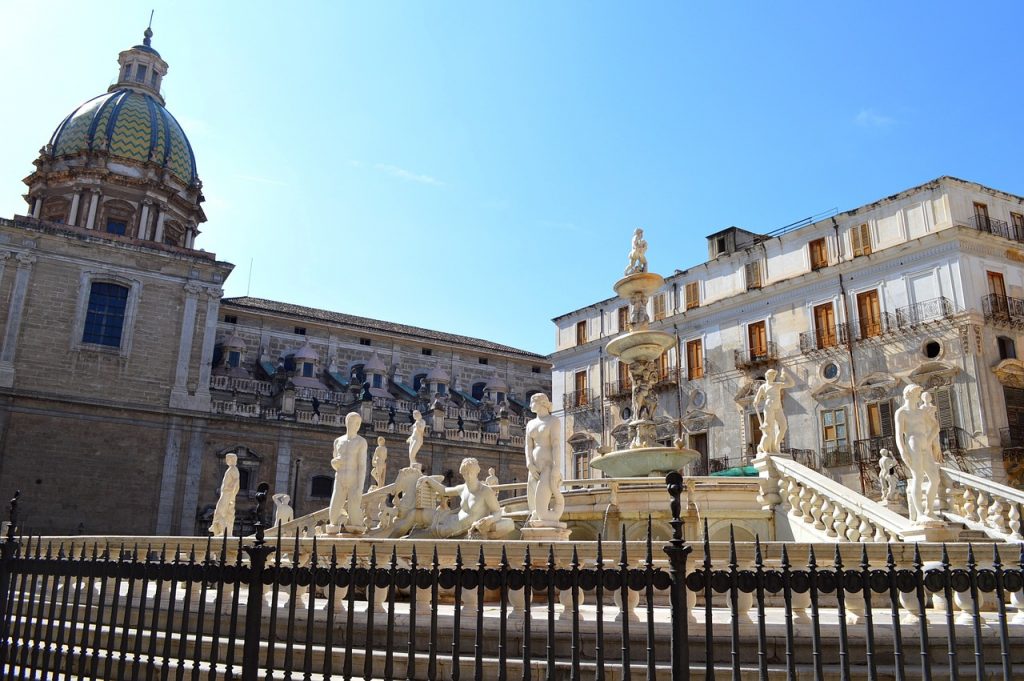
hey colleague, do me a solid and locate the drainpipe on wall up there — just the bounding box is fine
[834,217,865,489]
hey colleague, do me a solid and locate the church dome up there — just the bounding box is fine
[47,88,197,185]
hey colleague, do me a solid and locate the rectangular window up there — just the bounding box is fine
[135,64,147,83]
[532,366,541,374]
[479,357,488,365]
[438,384,447,395]
[988,270,1007,298]
[715,236,727,256]
[372,374,382,388]
[575,320,587,345]
[974,202,990,227]
[617,360,631,390]
[809,237,828,270]
[748,320,768,359]
[748,412,763,451]
[652,294,666,321]
[105,218,127,236]
[617,306,629,332]
[294,326,306,335]
[851,223,872,257]
[745,261,762,290]
[227,351,241,368]
[686,339,704,380]
[82,282,129,347]
[813,302,836,348]
[866,400,894,438]
[658,350,670,379]
[574,451,592,480]
[1012,212,1024,240]
[574,370,588,407]
[224,314,238,324]
[822,408,848,450]
[685,282,700,310]
[359,338,371,346]
[422,348,432,356]
[302,363,314,378]
[856,290,882,338]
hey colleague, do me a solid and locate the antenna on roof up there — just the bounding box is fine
[148,9,155,29]
[246,258,254,297]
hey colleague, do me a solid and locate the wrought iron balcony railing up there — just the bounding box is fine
[1000,426,1024,449]
[962,213,1023,242]
[604,379,632,400]
[852,312,896,341]
[653,366,681,391]
[820,442,854,468]
[733,341,777,370]
[782,446,819,471]
[798,323,849,353]
[894,297,954,328]
[562,390,595,413]
[983,293,1024,325]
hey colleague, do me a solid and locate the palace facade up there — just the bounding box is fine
[0,29,550,535]
[551,176,1024,494]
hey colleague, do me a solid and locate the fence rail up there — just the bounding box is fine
[1,482,1024,680]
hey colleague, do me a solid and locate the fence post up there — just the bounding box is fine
[0,491,21,672]
[664,472,691,680]
[240,483,276,681]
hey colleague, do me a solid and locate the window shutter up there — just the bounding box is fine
[745,261,762,289]
[879,400,895,437]
[931,387,956,429]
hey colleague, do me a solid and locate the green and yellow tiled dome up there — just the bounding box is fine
[48,89,197,185]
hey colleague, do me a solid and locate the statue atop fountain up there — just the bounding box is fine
[589,230,700,478]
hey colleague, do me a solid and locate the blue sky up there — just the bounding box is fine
[1,2,1022,355]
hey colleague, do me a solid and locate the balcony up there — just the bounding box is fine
[999,426,1024,449]
[962,214,1024,243]
[820,442,854,468]
[562,390,596,413]
[653,366,681,391]
[852,312,896,342]
[604,380,631,401]
[983,294,1024,327]
[733,341,777,370]
[798,323,849,354]
[894,297,954,328]
[781,446,819,470]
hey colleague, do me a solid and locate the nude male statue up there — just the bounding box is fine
[209,452,240,537]
[327,411,368,533]
[894,384,942,523]
[752,368,795,455]
[371,436,388,489]
[625,227,648,275]
[524,393,566,527]
[407,410,427,467]
[417,457,514,539]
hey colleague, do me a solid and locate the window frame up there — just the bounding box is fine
[652,294,666,321]
[575,320,588,346]
[70,270,142,357]
[684,281,700,310]
[686,338,704,380]
[851,223,872,257]
[809,237,828,270]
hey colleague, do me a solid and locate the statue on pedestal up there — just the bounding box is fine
[209,453,240,536]
[625,227,648,275]
[407,410,426,467]
[417,458,514,539]
[327,412,368,533]
[485,467,499,486]
[752,369,794,455]
[877,449,898,503]
[371,436,388,489]
[524,393,566,527]
[272,493,294,526]
[894,384,942,523]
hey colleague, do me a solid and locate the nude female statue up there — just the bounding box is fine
[894,384,942,523]
[327,411,368,533]
[370,436,388,488]
[524,393,566,526]
[407,410,426,467]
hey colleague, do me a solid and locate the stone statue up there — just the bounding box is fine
[877,449,898,502]
[485,467,499,486]
[417,457,514,539]
[407,410,426,467]
[371,436,388,488]
[272,493,294,526]
[524,393,566,527]
[752,369,795,455]
[894,384,942,523]
[209,453,240,536]
[921,391,945,465]
[625,227,648,275]
[327,411,368,533]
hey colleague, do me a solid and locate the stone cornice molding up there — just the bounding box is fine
[14,252,36,267]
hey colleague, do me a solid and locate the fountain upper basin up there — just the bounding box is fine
[606,330,676,364]
[589,445,700,478]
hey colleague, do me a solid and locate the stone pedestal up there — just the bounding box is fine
[900,519,960,543]
[878,498,910,516]
[520,523,571,542]
[431,406,446,435]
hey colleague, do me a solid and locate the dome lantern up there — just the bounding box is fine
[110,27,169,105]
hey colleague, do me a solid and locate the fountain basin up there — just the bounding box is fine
[613,271,665,299]
[606,330,676,364]
[589,446,700,478]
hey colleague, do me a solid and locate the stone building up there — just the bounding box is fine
[0,29,550,535]
[551,176,1024,494]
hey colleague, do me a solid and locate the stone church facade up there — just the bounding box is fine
[0,29,550,535]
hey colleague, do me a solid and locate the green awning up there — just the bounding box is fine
[451,388,481,406]
[710,465,759,477]
[325,370,349,389]
[258,360,277,379]
[394,381,417,398]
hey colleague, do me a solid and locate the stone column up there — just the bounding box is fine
[185,226,196,249]
[0,253,35,388]
[138,200,152,240]
[84,190,100,230]
[193,287,222,410]
[154,418,184,535]
[169,282,203,409]
[30,198,41,218]
[153,209,167,243]
[178,420,208,535]
[68,191,81,226]
[273,435,292,504]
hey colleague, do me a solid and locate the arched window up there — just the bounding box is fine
[82,282,130,347]
[310,475,332,499]
[472,381,487,401]
[998,336,1017,360]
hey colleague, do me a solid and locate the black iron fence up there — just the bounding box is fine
[2,480,1024,680]
[963,213,1024,242]
[798,323,849,354]
[734,341,778,370]
[984,293,1024,325]
[894,296,954,328]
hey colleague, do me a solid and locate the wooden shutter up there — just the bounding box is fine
[745,261,762,289]
[988,271,1007,297]
[685,282,699,310]
[857,290,881,337]
[748,321,767,356]
[653,294,666,320]
[687,339,703,380]
[930,386,956,429]
[813,303,836,347]
[851,224,871,257]
[617,306,629,332]
[575,320,587,345]
[810,238,827,270]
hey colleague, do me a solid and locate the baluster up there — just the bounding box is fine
[820,497,838,537]
[873,523,887,542]
[976,490,990,525]
[786,478,801,517]
[989,495,1009,533]
[845,510,861,542]
[809,492,825,529]
[798,487,813,522]
[962,486,976,519]
[833,501,848,539]
[1009,503,1022,539]
[857,516,872,543]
